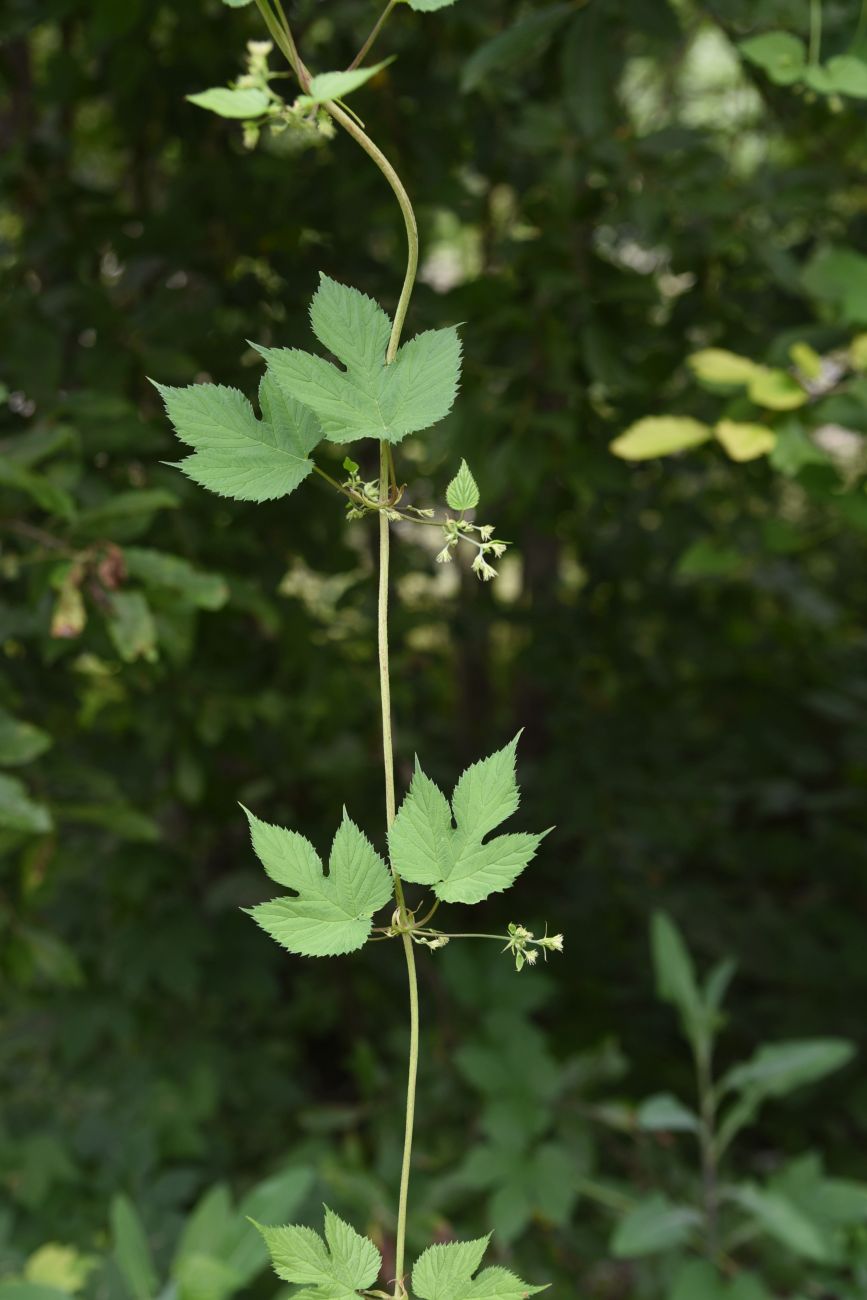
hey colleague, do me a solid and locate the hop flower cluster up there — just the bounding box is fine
[504,923,565,972]
[436,519,509,581]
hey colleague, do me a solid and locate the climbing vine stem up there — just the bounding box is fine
[255,4,422,1292]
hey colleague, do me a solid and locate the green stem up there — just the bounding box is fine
[253,7,421,1290]
[378,440,418,1299]
[253,0,301,79]
[323,101,418,363]
[809,0,822,64]
[856,0,867,48]
[695,1045,720,1263]
[348,0,398,72]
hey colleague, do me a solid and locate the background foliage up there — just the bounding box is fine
[2,0,867,1296]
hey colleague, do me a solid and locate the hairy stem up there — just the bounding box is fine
[349,0,398,72]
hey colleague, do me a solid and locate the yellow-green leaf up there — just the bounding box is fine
[789,342,822,379]
[688,349,760,387]
[850,334,867,371]
[747,368,807,411]
[611,417,711,461]
[715,420,777,462]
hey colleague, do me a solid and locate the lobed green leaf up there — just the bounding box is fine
[389,735,549,905]
[154,376,319,502]
[257,275,461,445]
[412,1236,546,1300]
[255,1210,380,1296]
[244,808,393,956]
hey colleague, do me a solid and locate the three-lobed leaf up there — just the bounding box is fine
[256,1209,381,1298]
[388,735,549,905]
[412,1237,546,1300]
[154,375,320,502]
[245,807,393,956]
[257,275,461,445]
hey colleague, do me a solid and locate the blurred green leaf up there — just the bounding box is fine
[739,31,806,85]
[110,1196,159,1300]
[721,1039,856,1099]
[611,1194,701,1257]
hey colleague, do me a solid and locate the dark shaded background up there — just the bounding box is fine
[2,1,867,1296]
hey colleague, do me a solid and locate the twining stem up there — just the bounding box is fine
[348,0,398,72]
[379,434,418,1298]
[252,5,421,1290]
[324,102,419,364]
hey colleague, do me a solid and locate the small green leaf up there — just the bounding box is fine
[123,549,229,611]
[747,367,807,411]
[412,1236,546,1300]
[0,709,52,766]
[187,88,270,119]
[446,459,480,511]
[803,63,835,94]
[230,1168,314,1284]
[298,58,394,108]
[406,0,459,9]
[715,420,776,462]
[309,274,391,377]
[258,278,461,445]
[111,1195,160,1300]
[611,416,711,460]
[611,1194,701,1258]
[107,591,158,663]
[688,349,761,387]
[850,333,867,370]
[173,1252,239,1300]
[668,1260,726,1300]
[245,808,393,956]
[728,1185,829,1261]
[255,1209,381,1296]
[412,1238,490,1299]
[0,773,53,835]
[651,911,703,1042]
[636,1093,700,1134]
[721,1039,855,1099]
[768,418,827,476]
[789,341,822,378]
[739,31,807,85]
[0,461,76,519]
[172,1185,234,1276]
[222,0,254,7]
[153,375,319,502]
[825,54,867,98]
[389,735,549,905]
[676,539,743,579]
